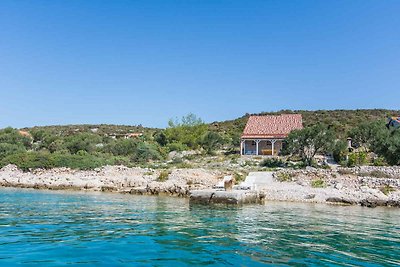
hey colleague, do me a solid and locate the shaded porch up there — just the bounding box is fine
[240,139,284,156]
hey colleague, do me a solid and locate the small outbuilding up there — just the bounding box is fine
[387,116,400,129]
[240,114,303,156]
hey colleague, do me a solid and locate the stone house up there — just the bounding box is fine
[240,114,303,156]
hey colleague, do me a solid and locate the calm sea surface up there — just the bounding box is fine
[0,188,399,266]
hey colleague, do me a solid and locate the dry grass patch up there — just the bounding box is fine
[275,172,295,182]
[380,185,396,195]
[157,170,171,182]
[311,179,326,188]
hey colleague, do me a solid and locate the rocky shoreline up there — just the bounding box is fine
[269,166,400,208]
[0,164,399,208]
[0,164,222,197]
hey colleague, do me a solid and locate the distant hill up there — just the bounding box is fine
[20,109,400,138]
[21,124,158,137]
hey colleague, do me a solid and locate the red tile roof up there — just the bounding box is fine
[241,114,303,139]
[18,130,32,138]
[125,133,143,138]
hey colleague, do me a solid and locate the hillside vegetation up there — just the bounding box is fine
[21,124,157,138]
[0,109,399,170]
[211,109,400,138]
[21,109,400,140]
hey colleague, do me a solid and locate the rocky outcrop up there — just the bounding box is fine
[271,166,400,208]
[351,166,400,178]
[325,197,356,205]
[358,177,400,188]
[189,189,265,205]
[326,196,400,208]
[2,164,400,208]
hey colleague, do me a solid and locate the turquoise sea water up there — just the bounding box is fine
[0,188,399,266]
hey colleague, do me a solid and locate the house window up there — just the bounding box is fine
[251,141,256,146]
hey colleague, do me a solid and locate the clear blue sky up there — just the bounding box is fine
[1,1,399,128]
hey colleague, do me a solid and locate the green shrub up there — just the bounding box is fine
[200,131,223,155]
[0,127,32,149]
[373,157,387,166]
[105,139,163,163]
[0,151,123,171]
[105,139,139,156]
[233,172,246,183]
[154,131,168,146]
[358,152,368,164]
[241,160,257,167]
[230,157,239,164]
[373,129,400,165]
[131,142,163,162]
[380,185,395,196]
[347,152,367,167]
[311,179,326,188]
[167,142,188,152]
[64,133,102,154]
[110,156,133,167]
[260,158,286,168]
[47,139,66,153]
[275,172,294,182]
[332,140,348,163]
[1,151,55,171]
[348,120,384,150]
[347,154,356,167]
[164,114,207,149]
[0,143,26,159]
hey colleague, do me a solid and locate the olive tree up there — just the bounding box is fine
[372,127,400,165]
[283,124,335,166]
[348,120,385,151]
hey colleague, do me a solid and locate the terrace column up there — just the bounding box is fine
[255,139,260,155]
[240,140,244,155]
[271,139,277,156]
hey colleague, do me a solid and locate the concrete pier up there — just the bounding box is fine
[189,189,265,205]
[189,172,273,205]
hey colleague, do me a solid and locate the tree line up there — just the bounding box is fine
[283,119,400,166]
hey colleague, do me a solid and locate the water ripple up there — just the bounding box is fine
[0,188,399,266]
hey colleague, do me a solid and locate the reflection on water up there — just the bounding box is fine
[0,187,399,266]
